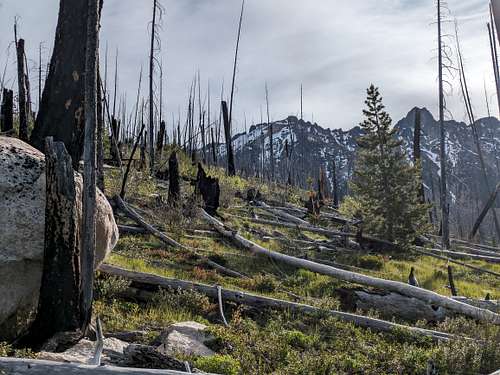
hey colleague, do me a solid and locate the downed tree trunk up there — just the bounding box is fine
[0,357,214,374]
[256,201,310,226]
[413,248,500,278]
[202,210,500,324]
[24,138,81,347]
[417,247,500,264]
[99,264,455,342]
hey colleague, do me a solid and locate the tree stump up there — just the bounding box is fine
[167,151,180,206]
[196,163,220,216]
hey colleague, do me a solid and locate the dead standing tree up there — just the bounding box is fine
[15,37,29,142]
[0,89,13,133]
[30,0,89,168]
[80,0,100,332]
[437,0,450,248]
[222,101,235,176]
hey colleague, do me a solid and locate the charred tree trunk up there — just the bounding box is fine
[196,163,220,216]
[332,157,339,208]
[167,151,180,206]
[26,138,81,347]
[16,39,29,142]
[148,0,158,174]
[96,78,105,192]
[221,101,235,176]
[156,120,165,160]
[30,0,89,168]
[0,89,13,133]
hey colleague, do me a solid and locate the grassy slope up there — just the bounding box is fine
[96,149,499,375]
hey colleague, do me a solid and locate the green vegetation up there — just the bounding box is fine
[86,150,500,374]
[349,85,429,247]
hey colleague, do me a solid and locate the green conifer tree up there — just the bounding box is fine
[351,85,429,247]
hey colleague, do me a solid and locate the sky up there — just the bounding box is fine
[0,0,497,133]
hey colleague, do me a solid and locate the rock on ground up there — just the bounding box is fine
[154,321,215,357]
[0,136,119,340]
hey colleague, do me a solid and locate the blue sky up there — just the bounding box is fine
[0,0,495,133]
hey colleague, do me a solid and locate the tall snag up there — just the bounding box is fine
[167,151,180,206]
[222,101,235,176]
[30,0,89,168]
[80,0,100,332]
[16,38,29,142]
[437,0,450,248]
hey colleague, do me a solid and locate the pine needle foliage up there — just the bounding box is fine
[352,85,429,247]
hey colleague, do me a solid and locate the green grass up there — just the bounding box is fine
[95,150,500,374]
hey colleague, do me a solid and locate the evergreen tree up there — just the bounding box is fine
[351,85,428,247]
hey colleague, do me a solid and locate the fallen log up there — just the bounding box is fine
[255,201,311,226]
[0,357,214,374]
[114,196,241,279]
[456,245,500,258]
[99,264,455,342]
[202,210,500,324]
[417,247,500,264]
[413,248,500,278]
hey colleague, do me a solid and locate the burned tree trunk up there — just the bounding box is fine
[121,122,146,199]
[167,151,180,206]
[221,101,235,176]
[26,138,81,346]
[0,89,14,133]
[16,39,29,142]
[96,79,105,192]
[156,120,166,161]
[196,163,220,216]
[30,0,89,168]
[332,157,339,208]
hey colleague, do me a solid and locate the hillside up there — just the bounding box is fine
[230,108,500,236]
[88,153,500,373]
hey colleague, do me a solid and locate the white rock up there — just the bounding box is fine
[0,137,119,340]
[156,321,215,357]
[38,338,128,364]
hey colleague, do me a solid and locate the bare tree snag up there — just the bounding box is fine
[195,163,220,216]
[26,138,81,346]
[210,127,217,165]
[167,151,180,206]
[121,123,146,199]
[413,108,425,204]
[100,264,455,342]
[16,38,29,141]
[202,210,500,324]
[30,0,89,167]
[157,120,165,160]
[96,77,105,192]
[221,101,235,176]
[80,0,100,332]
[0,89,14,133]
[470,183,500,240]
[437,0,450,249]
[148,0,158,174]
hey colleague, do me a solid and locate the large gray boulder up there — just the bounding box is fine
[155,321,215,357]
[0,137,119,340]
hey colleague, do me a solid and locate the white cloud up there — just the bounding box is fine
[0,0,496,132]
